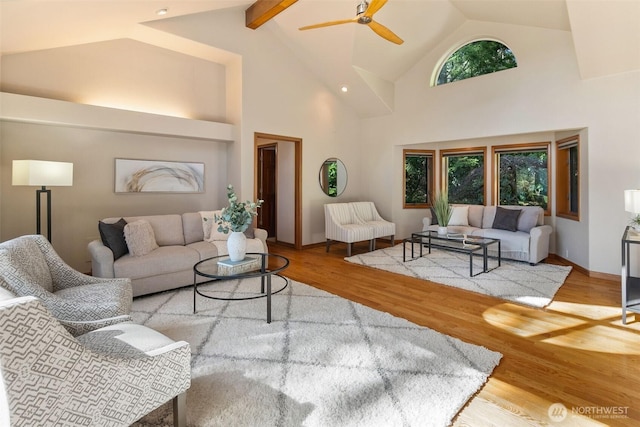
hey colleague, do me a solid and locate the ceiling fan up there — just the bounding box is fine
[298,0,404,45]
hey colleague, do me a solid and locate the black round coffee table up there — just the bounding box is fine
[193,253,289,323]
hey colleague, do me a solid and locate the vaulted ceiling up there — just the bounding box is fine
[1,0,638,118]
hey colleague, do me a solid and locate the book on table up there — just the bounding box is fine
[217,256,261,275]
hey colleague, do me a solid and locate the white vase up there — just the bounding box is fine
[437,226,448,236]
[227,231,247,262]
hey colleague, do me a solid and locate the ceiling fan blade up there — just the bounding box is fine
[367,20,404,44]
[299,18,357,31]
[363,0,388,18]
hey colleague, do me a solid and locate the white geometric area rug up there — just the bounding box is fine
[131,278,502,427]
[345,244,572,308]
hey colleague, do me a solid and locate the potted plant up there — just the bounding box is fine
[630,214,640,232]
[215,185,263,261]
[431,190,452,235]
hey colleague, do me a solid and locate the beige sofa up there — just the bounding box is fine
[88,212,268,297]
[423,205,552,265]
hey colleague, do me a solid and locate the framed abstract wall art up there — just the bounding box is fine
[115,159,205,193]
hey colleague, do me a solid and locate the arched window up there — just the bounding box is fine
[435,40,517,86]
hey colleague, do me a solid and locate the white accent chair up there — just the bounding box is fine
[350,201,395,250]
[0,295,191,427]
[324,203,375,256]
[0,234,132,336]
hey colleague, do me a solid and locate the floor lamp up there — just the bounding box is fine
[12,160,74,242]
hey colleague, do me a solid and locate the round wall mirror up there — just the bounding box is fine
[319,158,347,197]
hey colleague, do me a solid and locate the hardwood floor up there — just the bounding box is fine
[268,240,640,427]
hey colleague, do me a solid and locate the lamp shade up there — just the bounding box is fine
[624,189,640,213]
[12,160,73,187]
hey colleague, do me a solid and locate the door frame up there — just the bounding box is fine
[254,132,302,250]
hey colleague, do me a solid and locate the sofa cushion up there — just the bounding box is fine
[517,208,540,232]
[467,205,484,228]
[124,220,159,257]
[114,246,200,279]
[186,241,218,260]
[183,212,205,245]
[122,215,185,246]
[492,206,522,232]
[470,228,531,261]
[99,218,128,260]
[449,206,469,226]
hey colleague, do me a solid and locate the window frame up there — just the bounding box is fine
[555,135,580,221]
[491,142,551,215]
[432,38,518,87]
[403,149,435,209]
[440,146,487,205]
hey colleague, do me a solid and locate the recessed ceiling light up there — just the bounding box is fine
[341,86,348,93]
[156,8,168,16]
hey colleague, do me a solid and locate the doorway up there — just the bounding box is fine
[254,133,302,250]
[257,144,277,237]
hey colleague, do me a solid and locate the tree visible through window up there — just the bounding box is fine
[441,149,486,205]
[436,40,517,86]
[493,143,549,211]
[404,149,434,208]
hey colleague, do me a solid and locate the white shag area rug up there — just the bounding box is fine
[131,278,502,427]
[345,244,572,308]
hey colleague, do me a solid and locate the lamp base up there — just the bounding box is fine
[36,186,52,242]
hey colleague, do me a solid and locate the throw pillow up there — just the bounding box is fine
[492,207,522,232]
[448,206,469,226]
[124,220,159,257]
[517,208,539,232]
[199,211,216,240]
[244,225,255,239]
[98,218,129,260]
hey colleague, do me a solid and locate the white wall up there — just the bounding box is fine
[361,20,640,275]
[2,10,639,276]
[0,39,226,121]
[0,6,364,268]
[147,7,364,246]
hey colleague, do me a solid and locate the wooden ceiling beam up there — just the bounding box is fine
[245,0,299,29]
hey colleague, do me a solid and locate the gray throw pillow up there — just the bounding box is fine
[492,207,521,232]
[244,225,255,239]
[98,218,128,260]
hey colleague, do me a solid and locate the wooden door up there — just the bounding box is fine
[258,145,277,237]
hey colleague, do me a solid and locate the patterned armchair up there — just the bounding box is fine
[350,201,396,249]
[324,203,375,256]
[0,296,191,426]
[0,234,132,336]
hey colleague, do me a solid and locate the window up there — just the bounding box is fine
[441,148,486,205]
[435,40,517,86]
[556,135,580,220]
[403,149,435,208]
[493,143,550,213]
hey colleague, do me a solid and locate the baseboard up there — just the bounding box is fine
[549,254,619,281]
